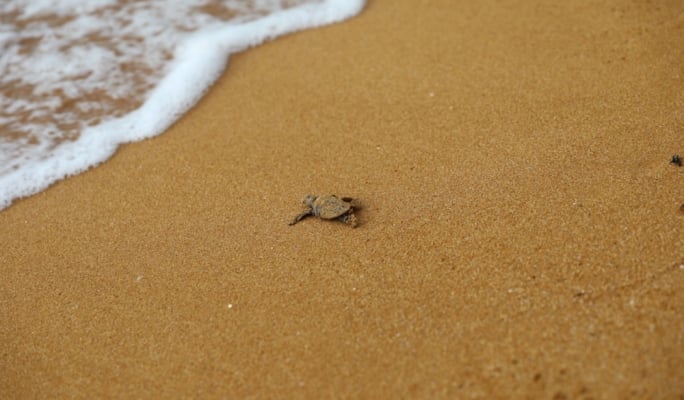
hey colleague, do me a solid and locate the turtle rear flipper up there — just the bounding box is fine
[338,213,358,228]
[341,197,361,209]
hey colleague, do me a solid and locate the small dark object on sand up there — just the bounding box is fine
[671,154,682,167]
[289,194,359,228]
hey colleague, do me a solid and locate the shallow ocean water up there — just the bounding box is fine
[0,0,364,210]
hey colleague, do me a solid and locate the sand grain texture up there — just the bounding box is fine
[2,0,683,398]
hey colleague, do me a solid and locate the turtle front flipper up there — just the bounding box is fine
[289,210,312,225]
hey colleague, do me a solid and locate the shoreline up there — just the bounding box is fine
[2,0,683,398]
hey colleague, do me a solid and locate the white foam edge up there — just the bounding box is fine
[0,0,365,211]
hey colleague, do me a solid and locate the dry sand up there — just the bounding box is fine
[2,0,683,398]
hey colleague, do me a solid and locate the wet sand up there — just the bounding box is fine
[2,0,683,398]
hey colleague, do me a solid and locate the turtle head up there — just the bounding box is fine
[302,194,317,207]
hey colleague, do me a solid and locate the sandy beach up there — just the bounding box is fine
[2,0,683,398]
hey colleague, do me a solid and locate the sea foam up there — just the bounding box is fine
[0,0,365,210]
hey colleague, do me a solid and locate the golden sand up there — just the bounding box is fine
[2,0,683,398]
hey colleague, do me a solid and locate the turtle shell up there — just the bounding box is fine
[312,195,352,219]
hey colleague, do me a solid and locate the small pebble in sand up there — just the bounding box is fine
[671,154,682,166]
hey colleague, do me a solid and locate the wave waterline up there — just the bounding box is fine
[0,0,365,210]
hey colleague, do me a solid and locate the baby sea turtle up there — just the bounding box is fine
[289,194,359,228]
